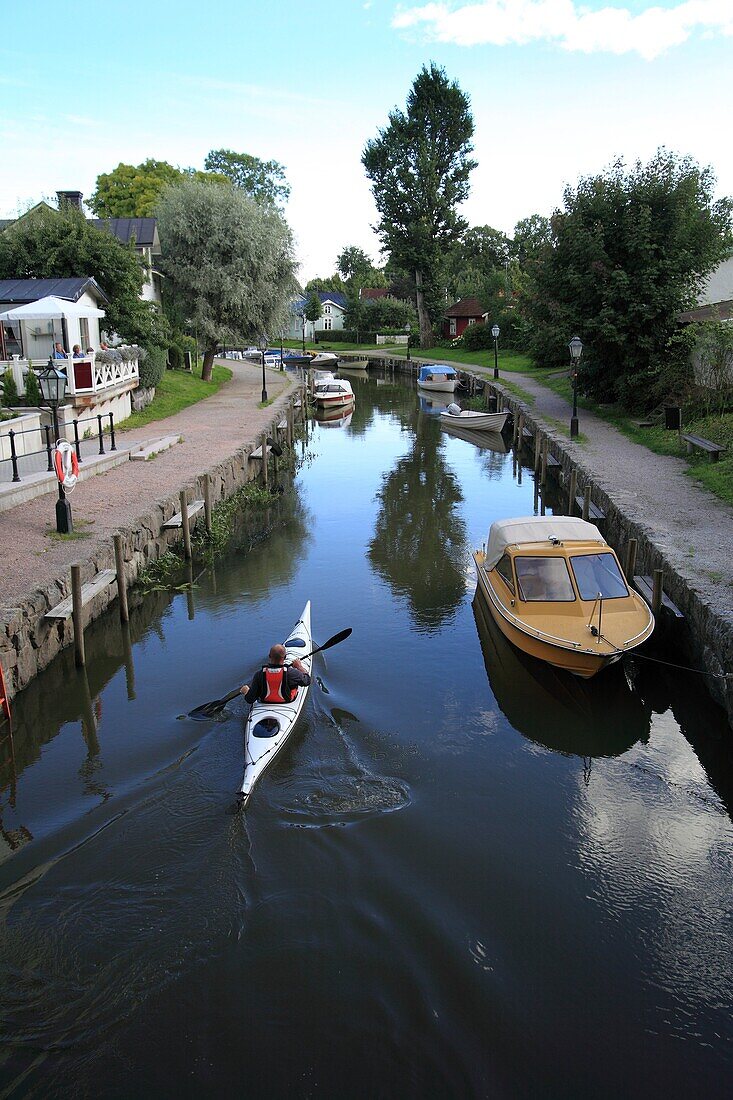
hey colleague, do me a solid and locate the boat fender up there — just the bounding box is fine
[447,403,462,416]
[54,441,79,491]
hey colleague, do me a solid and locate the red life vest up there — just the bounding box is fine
[262,665,298,704]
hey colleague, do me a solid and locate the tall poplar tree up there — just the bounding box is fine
[362,64,476,347]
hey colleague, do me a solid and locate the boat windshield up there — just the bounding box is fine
[515,556,575,602]
[570,553,628,600]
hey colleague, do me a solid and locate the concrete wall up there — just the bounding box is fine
[698,256,733,307]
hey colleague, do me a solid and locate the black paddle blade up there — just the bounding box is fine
[312,627,352,656]
[188,687,240,718]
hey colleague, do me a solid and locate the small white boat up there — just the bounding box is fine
[440,403,510,432]
[313,377,355,408]
[239,602,313,809]
[339,359,369,373]
[312,369,335,386]
[417,364,459,392]
[310,351,339,365]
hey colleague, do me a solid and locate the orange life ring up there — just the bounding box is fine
[54,442,79,489]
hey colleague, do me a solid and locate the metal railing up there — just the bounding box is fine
[1,412,117,485]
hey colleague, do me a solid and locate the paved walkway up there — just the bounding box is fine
[0,359,297,608]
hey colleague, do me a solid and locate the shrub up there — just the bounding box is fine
[138,345,166,388]
[2,368,19,407]
[168,344,184,370]
[120,344,141,362]
[24,367,41,406]
[461,323,494,351]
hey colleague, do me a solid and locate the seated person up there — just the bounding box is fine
[239,643,310,704]
[52,341,67,359]
[72,344,84,358]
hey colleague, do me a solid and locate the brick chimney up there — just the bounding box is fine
[56,190,84,211]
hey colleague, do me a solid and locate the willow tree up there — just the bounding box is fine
[362,64,476,347]
[156,179,297,380]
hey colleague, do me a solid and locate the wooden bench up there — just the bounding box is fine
[522,426,533,442]
[162,500,204,530]
[45,569,117,620]
[682,433,725,463]
[249,444,273,461]
[546,453,560,469]
[633,575,684,619]
[630,418,654,429]
[575,495,606,523]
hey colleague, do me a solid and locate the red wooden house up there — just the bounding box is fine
[442,297,487,339]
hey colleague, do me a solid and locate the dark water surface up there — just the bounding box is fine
[1,374,732,1098]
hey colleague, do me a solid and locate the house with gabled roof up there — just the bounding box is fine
[0,277,108,359]
[442,297,487,339]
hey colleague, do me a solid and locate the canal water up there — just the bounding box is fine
[1,372,732,1098]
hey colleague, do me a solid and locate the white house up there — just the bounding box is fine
[291,291,348,341]
[0,277,107,359]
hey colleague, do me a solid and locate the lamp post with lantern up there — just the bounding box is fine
[39,358,73,534]
[491,324,500,379]
[260,334,269,404]
[568,335,583,439]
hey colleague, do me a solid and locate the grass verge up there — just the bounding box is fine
[119,365,232,431]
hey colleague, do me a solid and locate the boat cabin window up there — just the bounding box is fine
[515,556,575,602]
[494,553,515,594]
[570,553,628,600]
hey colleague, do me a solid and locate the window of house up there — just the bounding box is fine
[467,318,475,326]
[324,318,332,330]
[449,319,457,335]
[79,318,90,350]
[494,554,515,594]
[323,304,331,315]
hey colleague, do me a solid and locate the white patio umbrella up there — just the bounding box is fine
[0,295,105,321]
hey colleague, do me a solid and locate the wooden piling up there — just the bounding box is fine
[180,490,191,560]
[625,538,638,580]
[541,440,548,486]
[204,476,212,535]
[261,432,269,490]
[287,401,294,448]
[568,469,577,516]
[113,534,129,623]
[582,483,591,522]
[652,569,664,615]
[516,413,524,450]
[534,433,542,472]
[71,563,85,667]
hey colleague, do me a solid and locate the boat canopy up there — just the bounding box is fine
[418,364,457,380]
[486,515,605,570]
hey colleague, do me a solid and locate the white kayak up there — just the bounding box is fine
[439,404,510,432]
[238,601,313,810]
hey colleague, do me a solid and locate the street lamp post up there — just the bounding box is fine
[39,358,73,534]
[279,330,284,371]
[568,335,583,439]
[405,323,411,363]
[301,314,306,355]
[491,324,500,379]
[260,334,269,404]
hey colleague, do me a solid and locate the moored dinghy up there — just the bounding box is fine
[239,601,313,809]
[440,402,510,433]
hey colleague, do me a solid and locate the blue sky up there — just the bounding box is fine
[2,0,732,282]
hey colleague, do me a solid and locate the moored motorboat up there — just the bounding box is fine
[282,352,312,367]
[239,601,313,809]
[313,377,355,408]
[417,364,459,392]
[339,359,369,373]
[310,351,339,365]
[440,402,509,433]
[473,515,654,678]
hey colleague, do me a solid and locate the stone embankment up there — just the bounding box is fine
[368,352,733,730]
[0,360,304,700]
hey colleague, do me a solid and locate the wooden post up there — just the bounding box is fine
[287,401,294,448]
[517,413,524,450]
[261,432,268,490]
[204,475,212,535]
[180,490,191,560]
[71,563,85,667]
[568,469,578,516]
[582,483,591,522]
[121,621,136,700]
[113,533,129,623]
[534,433,542,472]
[625,538,638,580]
[652,569,664,615]
[541,439,548,486]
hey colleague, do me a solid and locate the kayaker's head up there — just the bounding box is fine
[268,644,287,666]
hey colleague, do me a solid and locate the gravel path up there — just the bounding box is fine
[0,359,297,608]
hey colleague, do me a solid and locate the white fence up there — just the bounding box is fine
[1,353,139,398]
[376,334,409,346]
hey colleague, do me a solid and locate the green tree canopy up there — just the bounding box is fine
[0,205,167,349]
[362,63,476,347]
[156,179,297,380]
[345,295,416,334]
[204,149,290,206]
[335,245,388,290]
[88,158,229,217]
[511,214,552,265]
[525,149,733,407]
[304,291,323,326]
[304,275,346,295]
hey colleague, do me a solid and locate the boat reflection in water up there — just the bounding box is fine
[440,418,509,453]
[472,593,651,757]
[419,392,454,415]
[314,405,353,428]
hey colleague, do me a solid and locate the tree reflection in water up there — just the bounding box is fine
[368,415,469,632]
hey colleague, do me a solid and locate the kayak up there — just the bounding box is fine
[238,601,313,809]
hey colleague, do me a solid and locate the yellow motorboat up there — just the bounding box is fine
[473,515,654,678]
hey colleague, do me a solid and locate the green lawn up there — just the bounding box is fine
[119,365,232,431]
[385,346,534,373]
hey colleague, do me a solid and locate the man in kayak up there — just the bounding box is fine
[239,644,311,704]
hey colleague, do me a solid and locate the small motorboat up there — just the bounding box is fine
[417,364,459,392]
[473,515,654,678]
[313,377,355,409]
[440,402,509,433]
[239,602,313,810]
[339,359,369,373]
[282,352,312,367]
[312,368,335,385]
[310,351,339,365]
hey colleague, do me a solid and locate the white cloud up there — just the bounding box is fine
[392,0,733,60]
